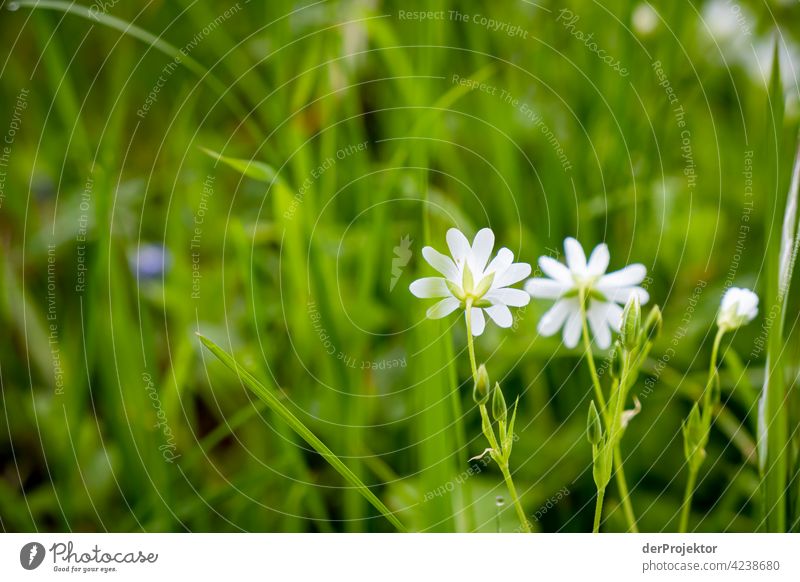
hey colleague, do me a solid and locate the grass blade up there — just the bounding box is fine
[15,0,259,137]
[196,333,407,532]
[759,41,791,532]
[200,147,278,183]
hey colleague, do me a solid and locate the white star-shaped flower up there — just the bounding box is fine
[717,287,758,330]
[409,228,531,336]
[524,237,649,349]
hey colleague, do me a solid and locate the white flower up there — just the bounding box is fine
[524,238,649,349]
[632,3,658,36]
[717,287,758,330]
[409,228,531,336]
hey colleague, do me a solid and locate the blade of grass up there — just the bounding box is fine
[196,332,407,532]
[759,42,791,532]
[200,148,278,183]
[15,0,260,139]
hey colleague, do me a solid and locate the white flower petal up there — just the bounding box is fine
[604,302,624,331]
[469,307,486,336]
[470,228,495,273]
[485,304,513,328]
[421,247,459,281]
[446,228,471,264]
[587,303,612,349]
[538,256,572,284]
[587,243,610,276]
[494,262,532,288]
[525,278,568,299]
[564,237,587,274]
[563,310,583,348]
[409,277,451,298]
[486,247,513,276]
[486,288,530,307]
[600,286,650,305]
[426,297,460,319]
[537,298,575,336]
[718,287,759,328]
[598,264,647,288]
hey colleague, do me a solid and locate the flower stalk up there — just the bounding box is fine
[584,294,658,533]
[467,306,531,533]
[679,288,758,532]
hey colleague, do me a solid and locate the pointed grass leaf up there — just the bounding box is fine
[196,333,406,532]
[200,148,279,183]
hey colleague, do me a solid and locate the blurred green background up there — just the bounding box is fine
[0,0,799,533]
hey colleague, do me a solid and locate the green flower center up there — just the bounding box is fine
[446,264,494,308]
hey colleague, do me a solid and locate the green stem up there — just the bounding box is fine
[679,466,698,533]
[500,462,531,533]
[580,294,638,532]
[580,296,607,413]
[681,327,726,532]
[702,328,726,417]
[468,300,528,533]
[465,298,478,380]
[613,448,638,532]
[593,487,606,533]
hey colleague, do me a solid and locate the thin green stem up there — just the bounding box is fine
[593,487,606,533]
[469,300,528,532]
[679,466,698,533]
[465,298,478,380]
[702,328,726,415]
[580,295,638,532]
[580,295,607,413]
[681,327,726,533]
[500,462,531,533]
[612,448,639,532]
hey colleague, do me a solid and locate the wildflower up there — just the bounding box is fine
[717,287,758,330]
[632,3,658,37]
[409,228,531,336]
[129,243,172,281]
[525,238,649,349]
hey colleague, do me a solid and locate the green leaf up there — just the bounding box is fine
[200,147,278,183]
[759,40,791,532]
[196,333,406,532]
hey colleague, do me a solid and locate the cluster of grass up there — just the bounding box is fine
[0,0,798,532]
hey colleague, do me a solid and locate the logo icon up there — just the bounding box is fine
[390,235,413,292]
[20,542,46,570]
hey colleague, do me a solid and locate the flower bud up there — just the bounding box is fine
[621,295,642,350]
[473,364,490,405]
[586,400,602,446]
[682,403,707,465]
[717,287,758,331]
[491,382,507,425]
[644,305,662,343]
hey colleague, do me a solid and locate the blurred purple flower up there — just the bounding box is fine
[130,243,171,281]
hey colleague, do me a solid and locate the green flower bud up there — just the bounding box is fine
[682,403,707,465]
[491,382,507,425]
[586,400,602,446]
[592,439,613,490]
[621,295,642,350]
[473,364,490,405]
[644,305,662,343]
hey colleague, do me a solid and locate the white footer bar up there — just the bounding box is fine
[1,533,798,581]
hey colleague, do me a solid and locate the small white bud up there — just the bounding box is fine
[717,287,758,330]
